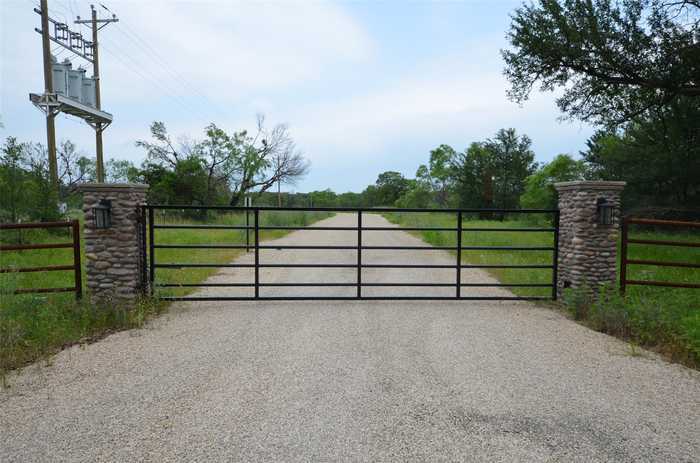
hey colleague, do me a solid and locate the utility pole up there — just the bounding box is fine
[40,0,58,189]
[76,5,118,183]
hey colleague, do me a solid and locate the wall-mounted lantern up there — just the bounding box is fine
[93,199,112,229]
[596,198,615,225]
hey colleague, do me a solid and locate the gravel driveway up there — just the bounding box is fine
[2,213,699,462]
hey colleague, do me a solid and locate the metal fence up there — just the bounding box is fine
[0,220,82,299]
[145,206,559,302]
[620,217,700,293]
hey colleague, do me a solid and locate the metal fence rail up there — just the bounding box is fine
[620,217,700,293]
[0,220,82,299]
[145,206,559,302]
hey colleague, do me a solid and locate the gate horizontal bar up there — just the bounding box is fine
[363,227,457,232]
[460,227,556,232]
[156,283,254,287]
[256,245,460,250]
[460,246,555,251]
[257,263,459,269]
[459,283,553,287]
[145,205,557,214]
[624,279,700,289]
[627,238,700,248]
[14,286,77,294]
[155,263,255,268]
[159,296,553,302]
[626,259,700,269]
[154,224,251,230]
[460,264,553,269]
[627,218,700,228]
[153,244,249,249]
[0,221,73,230]
[0,264,76,273]
[1,242,73,251]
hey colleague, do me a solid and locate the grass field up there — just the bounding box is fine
[0,209,331,380]
[385,211,700,366]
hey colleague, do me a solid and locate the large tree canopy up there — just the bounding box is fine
[503,0,700,125]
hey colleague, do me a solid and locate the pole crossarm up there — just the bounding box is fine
[29,93,113,125]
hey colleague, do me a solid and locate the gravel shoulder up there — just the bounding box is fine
[2,213,699,462]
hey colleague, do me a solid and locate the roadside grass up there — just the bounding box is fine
[0,209,331,382]
[385,211,700,367]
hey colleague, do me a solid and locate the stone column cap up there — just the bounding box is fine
[554,180,626,192]
[77,183,149,192]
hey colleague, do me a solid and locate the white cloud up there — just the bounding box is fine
[98,0,373,104]
[288,51,589,165]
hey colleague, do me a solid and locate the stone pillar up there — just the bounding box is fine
[79,183,148,304]
[554,181,625,298]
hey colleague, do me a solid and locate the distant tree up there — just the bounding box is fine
[336,191,363,207]
[106,159,140,183]
[374,171,410,206]
[308,189,338,207]
[503,0,700,126]
[484,128,537,209]
[520,154,587,209]
[423,144,458,206]
[451,142,495,209]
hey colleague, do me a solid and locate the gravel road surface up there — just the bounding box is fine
[2,213,699,462]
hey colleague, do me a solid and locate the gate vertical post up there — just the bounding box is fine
[148,207,155,296]
[246,208,250,252]
[620,217,629,294]
[551,209,560,300]
[456,211,462,298]
[254,208,260,298]
[357,210,362,299]
[554,181,625,299]
[72,219,83,300]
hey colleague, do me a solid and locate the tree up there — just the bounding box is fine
[484,129,537,209]
[503,0,700,126]
[423,144,457,206]
[0,137,29,222]
[581,97,700,209]
[137,117,309,206]
[374,171,410,206]
[57,140,95,194]
[106,159,139,183]
[226,115,309,206]
[520,154,587,209]
[451,142,495,209]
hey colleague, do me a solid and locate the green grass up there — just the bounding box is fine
[384,211,700,367]
[0,209,332,382]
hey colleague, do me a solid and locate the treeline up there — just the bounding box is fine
[281,122,698,215]
[0,116,310,222]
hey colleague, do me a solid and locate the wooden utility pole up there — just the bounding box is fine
[76,5,117,183]
[92,5,104,182]
[40,0,59,189]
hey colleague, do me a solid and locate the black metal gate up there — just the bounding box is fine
[143,206,559,302]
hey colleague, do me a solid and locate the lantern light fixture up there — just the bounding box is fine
[596,197,615,225]
[93,199,112,229]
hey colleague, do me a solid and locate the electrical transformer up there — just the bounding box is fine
[66,67,85,103]
[51,57,71,97]
[81,77,96,108]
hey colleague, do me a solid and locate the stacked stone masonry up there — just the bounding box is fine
[554,181,625,298]
[79,183,148,303]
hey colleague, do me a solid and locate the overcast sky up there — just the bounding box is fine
[1,0,594,192]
